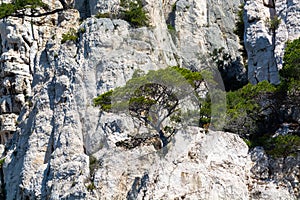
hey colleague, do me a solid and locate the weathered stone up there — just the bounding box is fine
[245,0,300,84]
[0,0,297,199]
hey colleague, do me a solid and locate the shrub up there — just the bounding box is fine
[171,2,177,12]
[234,4,247,61]
[89,155,98,178]
[279,37,300,95]
[0,158,5,167]
[267,135,300,158]
[95,12,111,19]
[0,0,49,19]
[280,37,300,81]
[167,24,175,31]
[120,0,149,27]
[61,28,78,44]
[225,81,276,137]
[78,27,86,34]
[0,3,17,18]
[266,15,281,31]
[248,134,300,158]
[86,183,96,191]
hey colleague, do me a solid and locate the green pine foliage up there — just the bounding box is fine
[93,90,113,111]
[0,0,48,19]
[280,38,300,81]
[95,12,111,19]
[234,4,247,61]
[0,3,16,19]
[61,28,79,44]
[266,15,281,31]
[249,135,300,158]
[120,0,149,27]
[225,81,276,136]
[236,37,300,158]
[94,66,208,125]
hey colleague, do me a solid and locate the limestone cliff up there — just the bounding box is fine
[244,0,300,84]
[0,0,298,199]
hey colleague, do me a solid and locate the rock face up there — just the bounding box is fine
[95,128,251,199]
[244,0,300,84]
[250,147,300,198]
[0,0,297,199]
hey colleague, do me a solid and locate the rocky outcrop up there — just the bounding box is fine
[250,147,300,198]
[0,17,33,146]
[244,0,300,84]
[0,0,297,199]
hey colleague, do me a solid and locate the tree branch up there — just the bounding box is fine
[11,8,65,18]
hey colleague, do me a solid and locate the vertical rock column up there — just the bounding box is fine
[0,18,33,145]
[245,0,300,84]
[244,0,280,84]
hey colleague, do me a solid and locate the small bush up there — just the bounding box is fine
[61,28,78,44]
[167,24,175,31]
[234,4,247,61]
[267,135,300,158]
[266,15,281,31]
[249,135,300,158]
[280,37,300,81]
[225,81,277,137]
[95,12,110,19]
[0,3,16,18]
[279,37,300,95]
[78,27,86,34]
[86,183,96,191]
[120,0,149,27]
[0,158,5,167]
[89,155,98,176]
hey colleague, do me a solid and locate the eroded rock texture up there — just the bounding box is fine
[245,0,300,84]
[0,0,297,199]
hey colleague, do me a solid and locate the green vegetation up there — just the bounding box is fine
[171,2,177,12]
[0,3,17,19]
[0,158,5,168]
[167,24,175,31]
[94,66,208,149]
[89,155,98,179]
[0,0,48,18]
[225,81,276,136]
[266,15,281,31]
[234,4,244,43]
[86,182,96,191]
[279,37,300,95]
[93,90,113,111]
[226,78,300,159]
[249,135,300,158]
[78,27,86,34]
[61,28,78,44]
[234,4,247,61]
[230,37,300,158]
[95,12,111,19]
[120,0,149,27]
[93,0,149,28]
[281,38,300,80]
[0,0,70,19]
[267,135,300,158]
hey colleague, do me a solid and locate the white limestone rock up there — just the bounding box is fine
[244,0,300,84]
[0,0,297,199]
